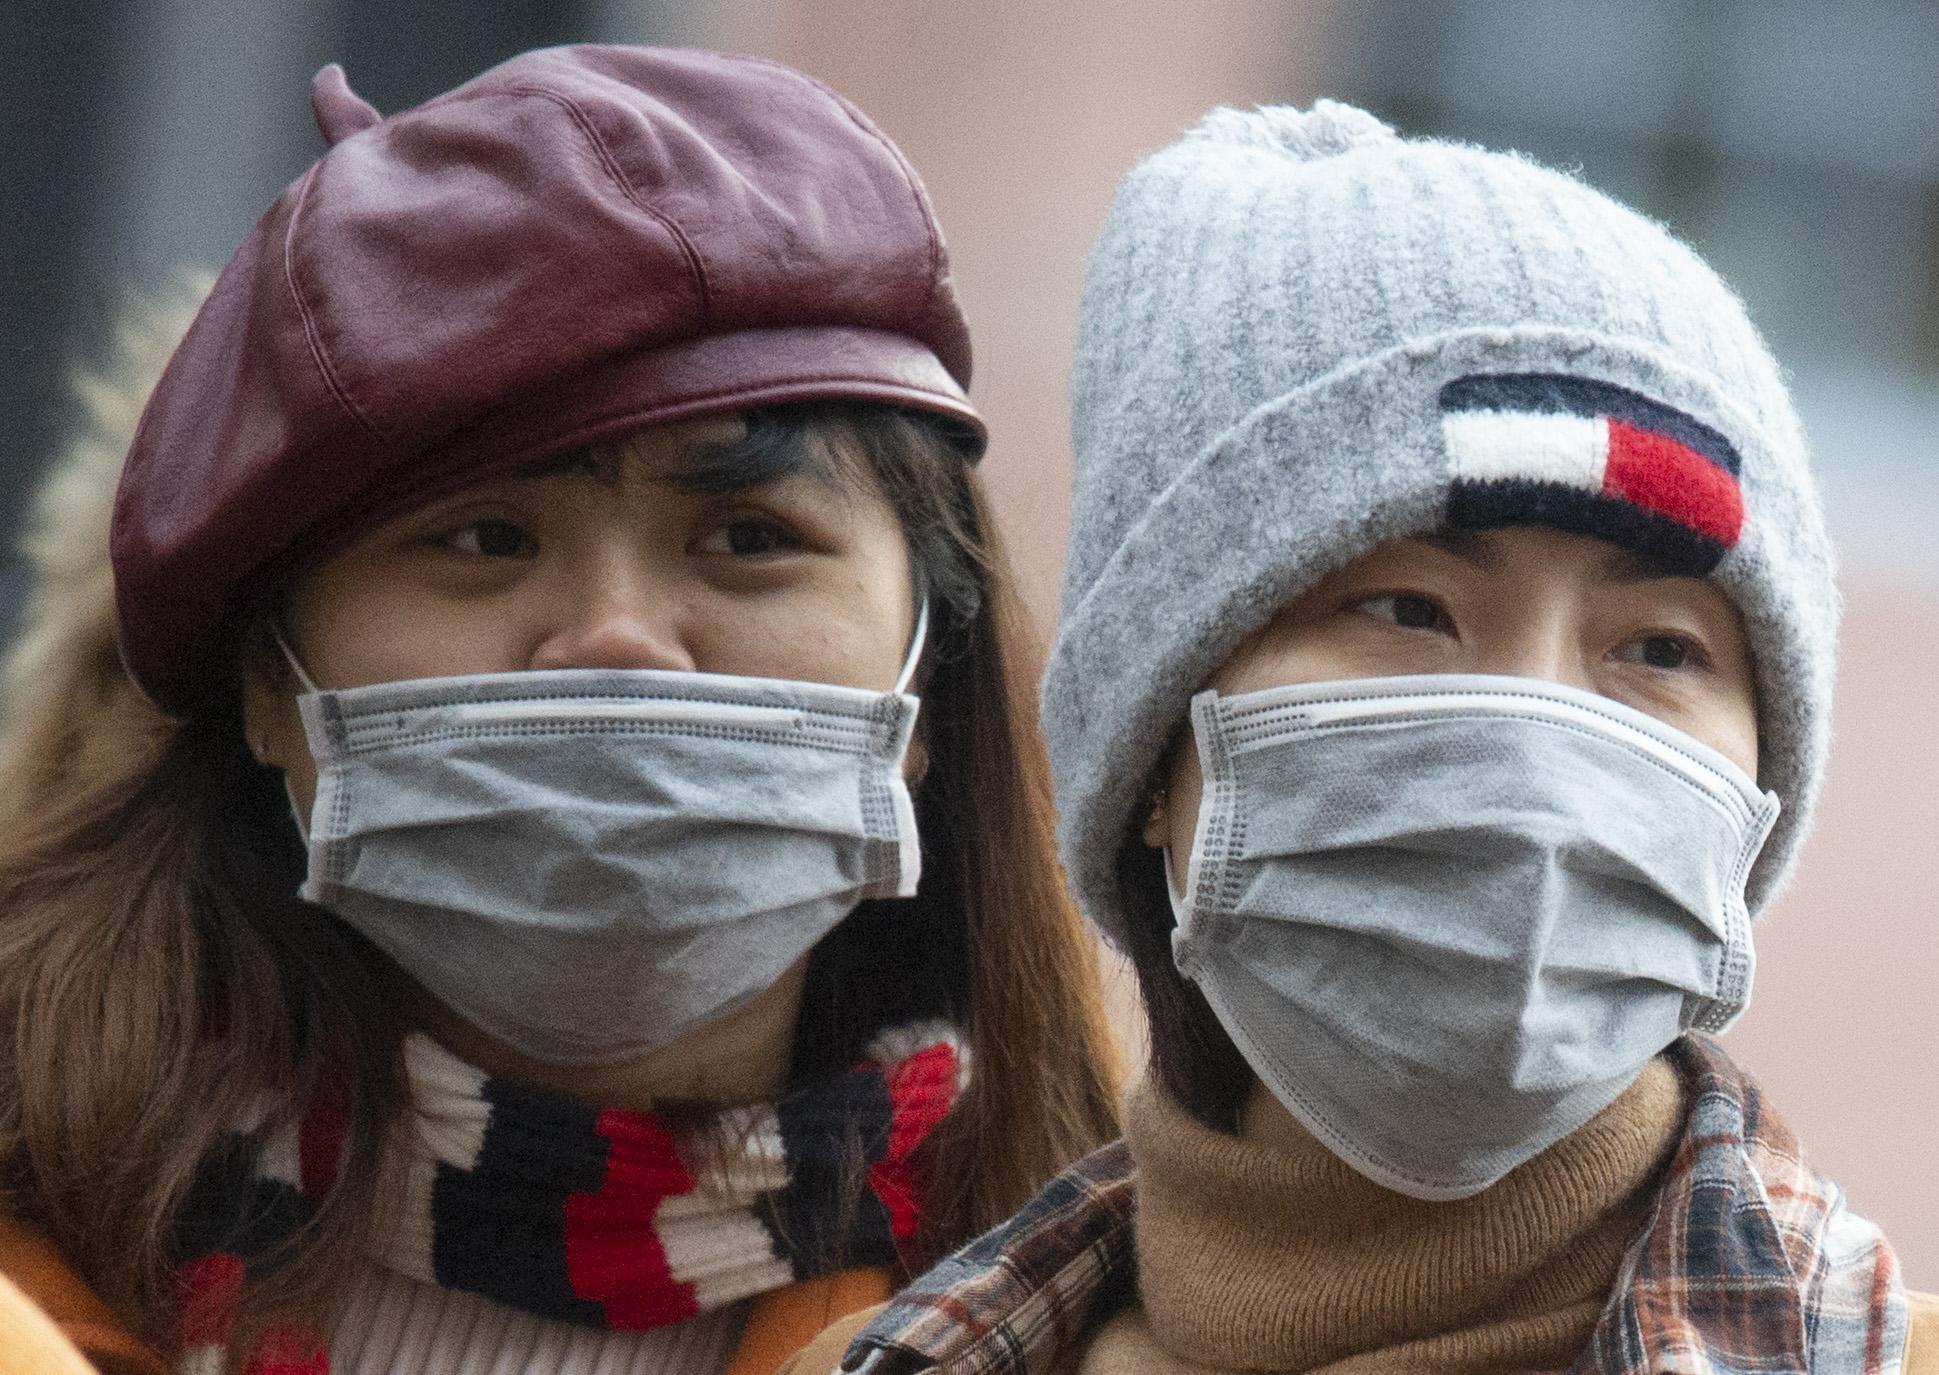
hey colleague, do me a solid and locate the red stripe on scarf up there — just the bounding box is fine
[179,1255,326,1374]
[564,1107,701,1329]
[868,1042,961,1244]
[244,1334,329,1375]
[299,1106,347,1201]
[180,1253,245,1347]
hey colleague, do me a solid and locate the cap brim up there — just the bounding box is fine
[424,322,984,475]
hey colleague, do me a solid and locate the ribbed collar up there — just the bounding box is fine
[1127,1059,1683,1373]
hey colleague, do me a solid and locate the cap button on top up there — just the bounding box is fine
[310,64,382,145]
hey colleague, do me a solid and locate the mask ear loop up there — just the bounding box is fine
[272,624,322,696]
[264,625,323,841]
[892,597,931,697]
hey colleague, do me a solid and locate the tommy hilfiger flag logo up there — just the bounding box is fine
[1439,373,1745,575]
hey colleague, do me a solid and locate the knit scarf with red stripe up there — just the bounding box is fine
[173,1021,966,1372]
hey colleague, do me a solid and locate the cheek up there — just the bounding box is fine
[303,592,516,685]
[1701,691,1760,780]
[702,572,911,690]
[285,556,498,687]
[830,572,915,679]
[748,528,915,692]
[1209,613,1429,698]
[1709,639,1761,781]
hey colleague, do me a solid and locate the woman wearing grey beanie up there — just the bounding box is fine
[786,102,1936,1375]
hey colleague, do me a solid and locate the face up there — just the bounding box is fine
[245,415,920,817]
[1146,526,1760,874]
[240,415,920,1106]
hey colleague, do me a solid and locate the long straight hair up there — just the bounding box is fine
[0,333,1120,1359]
[781,407,1125,1253]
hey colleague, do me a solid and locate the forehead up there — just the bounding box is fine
[1399,526,1687,584]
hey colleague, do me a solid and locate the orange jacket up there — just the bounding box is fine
[0,1211,887,1375]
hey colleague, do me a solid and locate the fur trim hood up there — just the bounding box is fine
[0,279,208,827]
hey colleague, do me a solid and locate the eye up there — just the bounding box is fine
[695,516,800,558]
[1612,632,1707,671]
[1356,592,1453,634]
[441,519,536,559]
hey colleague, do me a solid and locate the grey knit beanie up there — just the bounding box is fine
[1044,101,1837,952]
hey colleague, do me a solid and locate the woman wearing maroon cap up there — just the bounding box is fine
[0,47,1119,1374]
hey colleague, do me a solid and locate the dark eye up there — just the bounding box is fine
[697,518,796,557]
[1642,637,1686,669]
[1359,593,1451,632]
[1645,636,1688,668]
[1615,633,1703,671]
[443,520,535,558]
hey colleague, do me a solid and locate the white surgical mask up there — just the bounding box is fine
[281,605,928,1065]
[1169,673,1779,1200]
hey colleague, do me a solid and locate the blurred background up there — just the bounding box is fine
[5,0,1934,1279]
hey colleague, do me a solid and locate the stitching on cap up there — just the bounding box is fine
[503,371,969,452]
[510,84,713,317]
[284,162,387,444]
[601,371,953,410]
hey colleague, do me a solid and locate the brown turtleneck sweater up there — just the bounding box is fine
[1080,1058,1684,1375]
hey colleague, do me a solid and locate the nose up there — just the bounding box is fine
[1471,614,1595,693]
[527,557,696,674]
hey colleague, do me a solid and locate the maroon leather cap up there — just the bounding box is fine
[111,45,983,718]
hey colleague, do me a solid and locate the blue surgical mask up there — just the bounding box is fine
[282,606,928,1066]
[1169,673,1779,1200]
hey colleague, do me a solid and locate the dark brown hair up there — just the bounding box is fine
[1115,840,1252,1132]
[0,399,1120,1360]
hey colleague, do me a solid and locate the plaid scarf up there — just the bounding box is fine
[838,1037,1907,1375]
[173,1021,966,1374]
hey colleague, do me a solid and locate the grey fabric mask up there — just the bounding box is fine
[1170,673,1779,1200]
[290,644,923,1067]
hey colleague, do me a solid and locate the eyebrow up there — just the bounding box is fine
[1593,545,1683,584]
[513,449,626,484]
[507,426,840,496]
[1416,529,1497,571]
[670,430,831,495]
